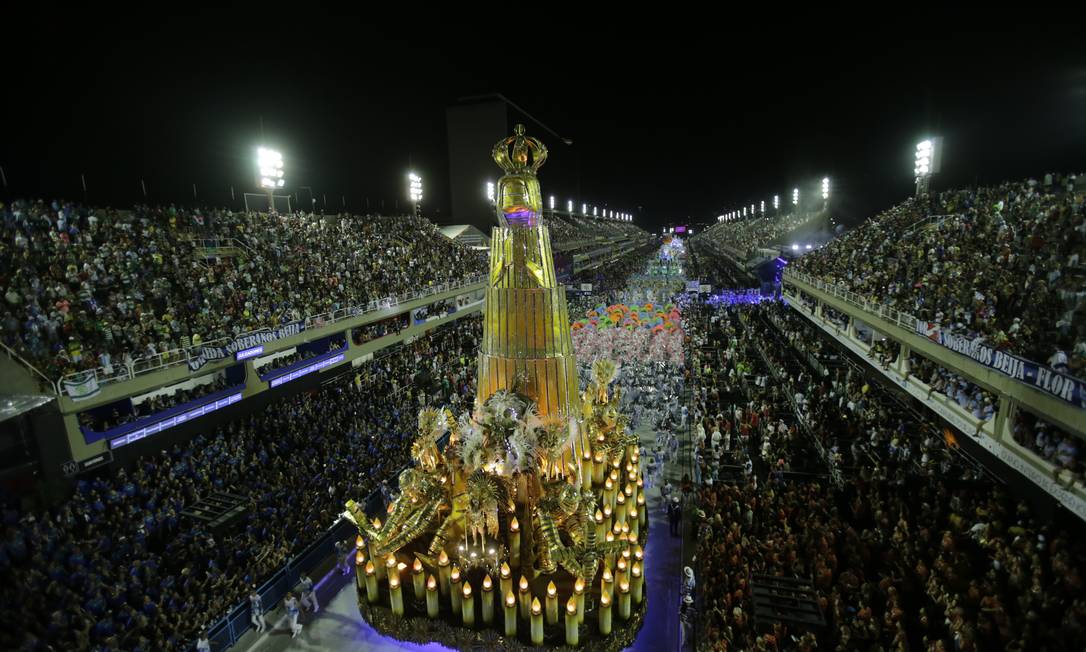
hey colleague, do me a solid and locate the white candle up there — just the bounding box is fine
[518,575,531,621]
[574,576,586,624]
[510,517,521,569]
[595,509,606,543]
[412,557,425,599]
[364,561,379,604]
[545,580,559,625]
[461,581,475,627]
[481,574,495,625]
[499,562,513,600]
[582,450,593,491]
[450,565,462,613]
[565,596,579,646]
[389,574,404,616]
[426,574,439,618]
[616,492,627,526]
[618,580,631,620]
[593,451,605,485]
[530,597,544,645]
[504,590,517,637]
[598,589,612,635]
[354,549,366,591]
[437,549,451,597]
[632,562,644,604]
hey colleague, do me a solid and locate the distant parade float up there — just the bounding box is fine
[571,303,685,365]
[344,125,647,650]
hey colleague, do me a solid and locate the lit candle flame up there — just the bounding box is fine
[413,558,423,573]
[451,566,461,582]
[632,563,642,577]
[355,550,365,565]
[600,592,611,606]
[620,580,630,592]
[427,575,437,590]
[463,581,472,598]
[567,596,578,614]
[618,558,627,571]
[603,568,613,582]
[501,562,511,579]
[365,561,375,576]
[531,597,542,615]
[510,517,520,532]
[506,591,516,607]
[438,550,449,565]
[519,576,529,591]
[574,578,585,593]
[483,575,493,590]
[547,581,557,597]
[389,576,400,588]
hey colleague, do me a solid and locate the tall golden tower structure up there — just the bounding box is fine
[344,124,645,650]
[478,124,580,421]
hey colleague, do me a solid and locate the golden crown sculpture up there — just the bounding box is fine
[343,125,646,650]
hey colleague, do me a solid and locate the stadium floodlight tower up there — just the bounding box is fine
[792,187,799,210]
[821,177,830,210]
[760,200,766,214]
[914,137,942,197]
[257,147,285,213]
[408,172,423,217]
[486,180,496,204]
[773,195,779,212]
[567,199,573,214]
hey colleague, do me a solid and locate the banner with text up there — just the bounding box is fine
[188,321,306,371]
[916,320,1086,408]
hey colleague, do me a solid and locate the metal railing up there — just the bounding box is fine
[783,269,918,332]
[56,274,486,395]
[1,340,58,393]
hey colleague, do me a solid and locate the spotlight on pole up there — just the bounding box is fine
[914,137,942,197]
[408,172,423,216]
[257,147,285,212]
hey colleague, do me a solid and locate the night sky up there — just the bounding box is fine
[3,9,1084,232]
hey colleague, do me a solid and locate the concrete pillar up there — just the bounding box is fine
[992,395,1017,443]
[242,360,264,397]
[895,344,911,376]
[846,316,858,340]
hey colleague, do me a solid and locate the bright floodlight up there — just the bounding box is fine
[408,172,423,203]
[257,147,284,189]
[567,199,573,212]
[915,139,938,177]
[805,244,813,249]
[486,181,495,203]
[760,200,765,213]
[582,203,587,215]
[792,188,799,206]
[549,195,555,210]
[593,206,598,216]
[821,177,830,200]
[773,195,779,210]
[791,244,800,251]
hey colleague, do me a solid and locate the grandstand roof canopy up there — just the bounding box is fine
[439,224,490,249]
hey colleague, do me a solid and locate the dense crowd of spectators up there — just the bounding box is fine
[546,214,647,246]
[694,211,823,260]
[0,200,487,381]
[793,176,1086,369]
[351,315,408,346]
[78,375,238,433]
[0,317,481,652]
[254,334,347,376]
[691,299,1086,651]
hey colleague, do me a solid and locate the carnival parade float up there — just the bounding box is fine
[343,125,648,649]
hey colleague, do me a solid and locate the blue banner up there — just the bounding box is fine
[916,320,1086,409]
[188,321,306,371]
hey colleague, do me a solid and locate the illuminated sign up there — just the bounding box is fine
[236,345,265,361]
[109,392,243,449]
[267,353,346,389]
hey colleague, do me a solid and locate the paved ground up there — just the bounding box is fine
[230,421,687,651]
